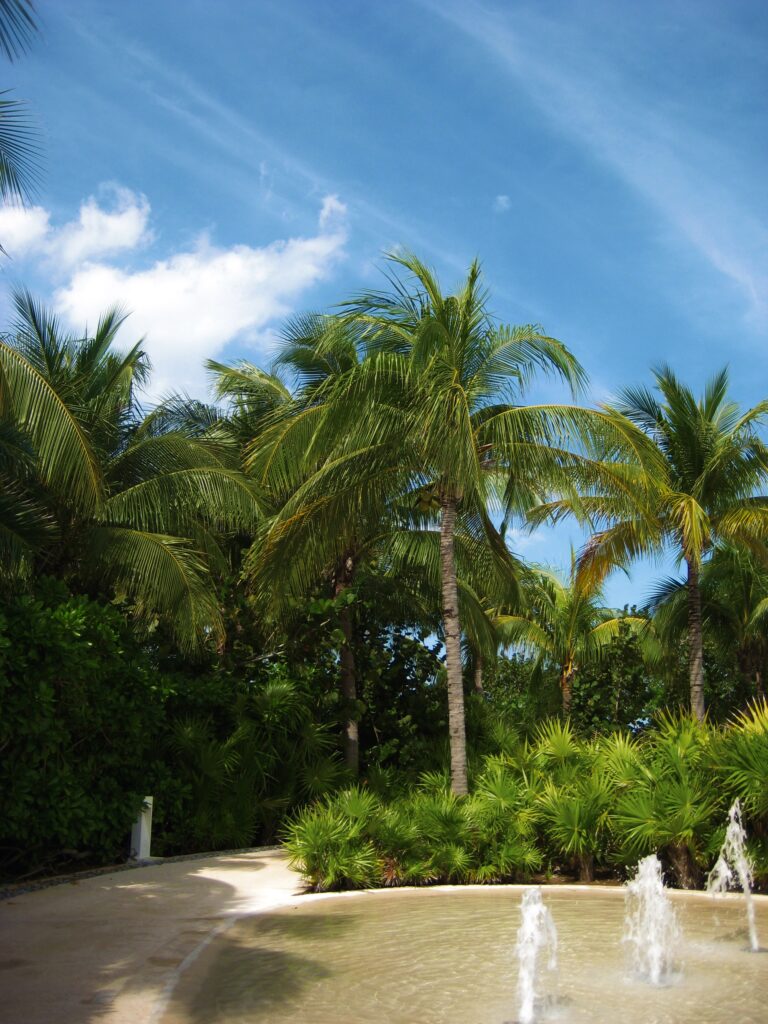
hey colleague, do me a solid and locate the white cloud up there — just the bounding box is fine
[505,526,547,554]
[319,194,347,229]
[0,186,152,269]
[50,187,152,267]
[0,204,50,253]
[52,194,347,398]
[494,194,511,213]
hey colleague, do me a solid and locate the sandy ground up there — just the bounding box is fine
[3,851,766,1024]
[0,849,302,1024]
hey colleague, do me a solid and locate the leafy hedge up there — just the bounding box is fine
[0,584,345,880]
[284,708,768,891]
[0,584,165,876]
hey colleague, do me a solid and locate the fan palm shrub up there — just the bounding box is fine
[611,713,719,887]
[465,759,541,882]
[535,770,612,882]
[284,802,381,892]
[711,701,768,822]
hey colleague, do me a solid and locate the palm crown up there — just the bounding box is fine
[263,252,636,792]
[0,290,262,652]
[495,558,648,713]
[573,366,768,718]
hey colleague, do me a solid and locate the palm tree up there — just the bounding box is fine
[0,290,262,651]
[296,253,643,793]
[232,316,515,774]
[0,1,40,209]
[209,317,375,772]
[495,559,648,714]
[653,544,768,701]
[563,367,768,721]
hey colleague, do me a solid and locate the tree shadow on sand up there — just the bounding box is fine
[160,910,360,1023]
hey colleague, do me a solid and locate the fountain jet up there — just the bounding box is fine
[516,887,558,1024]
[623,854,680,985]
[706,799,760,952]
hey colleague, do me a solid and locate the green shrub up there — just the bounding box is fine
[286,712,768,893]
[0,583,347,879]
[0,586,166,877]
[610,713,719,888]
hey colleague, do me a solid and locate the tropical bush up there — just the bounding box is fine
[285,710,768,892]
[4,258,768,880]
[0,582,345,879]
[0,582,166,877]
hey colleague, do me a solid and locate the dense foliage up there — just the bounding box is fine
[285,708,768,892]
[0,583,345,878]
[0,583,164,876]
[3,252,768,883]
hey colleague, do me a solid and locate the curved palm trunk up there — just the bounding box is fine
[685,558,706,721]
[667,842,701,889]
[578,852,594,883]
[560,660,575,716]
[334,554,359,775]
[756,668,765,701]
[440,493,468,795]
[473,653,484,694]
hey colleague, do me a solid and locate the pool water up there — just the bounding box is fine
[160,887,767,1024]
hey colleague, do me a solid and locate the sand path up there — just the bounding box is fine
[0,849,301,1024]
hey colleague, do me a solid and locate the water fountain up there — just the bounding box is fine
[706,798,760,952]
[515,887,558,1024]
[623,854,680,985]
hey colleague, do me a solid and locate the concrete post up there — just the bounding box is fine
[129,796,153,861]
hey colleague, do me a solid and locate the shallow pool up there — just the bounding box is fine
[160,887,767,1024]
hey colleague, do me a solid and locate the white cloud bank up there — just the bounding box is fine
[0,188,348,398]
[0,186,152,267]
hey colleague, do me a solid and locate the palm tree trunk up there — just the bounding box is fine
[440,493,468,796]
[578,852,594,883]
[334,554,359,775]
[473,653,484,694]
[685,557,706,721]
[756,668,765,701]
[560,662,575,715]
[667,842,700,889]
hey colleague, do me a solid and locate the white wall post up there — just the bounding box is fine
[130,796,154,861]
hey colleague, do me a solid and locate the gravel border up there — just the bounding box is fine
[0,845,282,901]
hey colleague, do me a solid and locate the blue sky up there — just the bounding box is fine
[2,0,767,604]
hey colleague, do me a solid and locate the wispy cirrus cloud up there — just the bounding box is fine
[427,1,768,328]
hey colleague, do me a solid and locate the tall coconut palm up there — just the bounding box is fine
[553,367,768,721]
[210,317,375,772]
[652,544,768,701]
[290,253,649,793]
[495,559,649,714]
[239,310,530,777]
[0,290,262,651]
